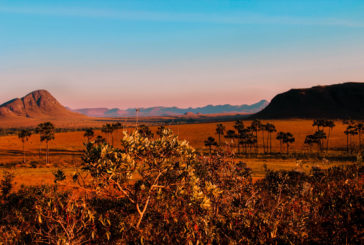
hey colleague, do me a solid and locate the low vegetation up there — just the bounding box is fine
[0,127,363,244]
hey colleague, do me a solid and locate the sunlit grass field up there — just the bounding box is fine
[0,119,360,188]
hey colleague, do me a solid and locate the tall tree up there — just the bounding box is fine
[356,122,363,150]
[282,132,295,154]
[237,128,250,154]
[313,119,325,131]
[304,134,317,153]
[38,122,55,164]
[324,120,335,151]
[245,130,257,154]
[276,132,295,154]
[204,136,218,156]
[259,123,267,154]
[215,123,225,145]
[35,125,42,160]
[234,121,245,154]
[312,130,327,152]
[344,125,358,153]
[276,132,285,153]
[18,129,32,163]
[224,130,237,152]
[233,120,244,132]
[265,123,276,154]
[250,120,261,153]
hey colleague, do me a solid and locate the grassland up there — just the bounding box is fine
[0,119,360,189]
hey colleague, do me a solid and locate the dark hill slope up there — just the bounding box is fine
[254,82,364,119]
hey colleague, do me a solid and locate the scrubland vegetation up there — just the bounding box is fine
[0,119,363,243]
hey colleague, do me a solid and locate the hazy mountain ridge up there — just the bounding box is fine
[254,82,364,119]
[73,100,269,117]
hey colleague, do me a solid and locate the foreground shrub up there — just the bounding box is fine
[0,130,362,244]
[79,129,217,243]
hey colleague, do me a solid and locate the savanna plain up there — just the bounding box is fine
[0,119,360,189]
[0,118,362,244]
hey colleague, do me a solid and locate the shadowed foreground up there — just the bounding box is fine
[0,130,362,244]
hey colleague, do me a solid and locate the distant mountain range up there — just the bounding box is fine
[72,100,269,117]
[254,82,364,119]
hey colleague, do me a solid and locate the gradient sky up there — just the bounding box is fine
[1,0,364,109]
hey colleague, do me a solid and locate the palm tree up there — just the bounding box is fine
[276,132,295,154]
[313,130,327,152]
[313,119,325,131]
[356,122,363,150]
[237,128,250,154]
[83,128,94,143]
[215,123,225,145]
[18,129,32,163]
[233,120,244,132]
[234,121,245,154]
[204,136,217,156]
[344,125,358,153]
[38,122,55,164]
[276,132,285,153]
[259,123,267,154]
[304,134,317,153]
[265,123,276,153]
[246,134,257,153]
[282,132,295,154]
[250,120,261,153]
[344,127,350,153]
[225,130,236,152]
[35,125,42,159]
[324,120,335,151]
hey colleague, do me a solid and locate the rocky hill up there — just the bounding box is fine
[0,90,89,127]
[253,82,364,119]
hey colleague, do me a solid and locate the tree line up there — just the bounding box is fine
[205,119,364,155]
[17,122,55,164]
[13,119,364,165]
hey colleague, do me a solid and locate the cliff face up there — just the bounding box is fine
[253,82,364,119]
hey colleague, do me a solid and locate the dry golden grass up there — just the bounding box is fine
[165,119,352,152]
[2,168,76,191]
[0,119,359,188]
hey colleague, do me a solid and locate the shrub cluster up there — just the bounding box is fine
[0,130,363,244]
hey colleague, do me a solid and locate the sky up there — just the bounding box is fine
[0,0,364,109]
